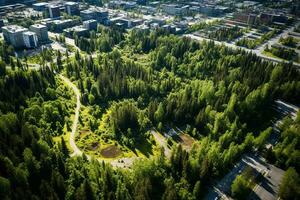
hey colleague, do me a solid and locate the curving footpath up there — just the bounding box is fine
[59,75,84,157]
[60,74,137,167]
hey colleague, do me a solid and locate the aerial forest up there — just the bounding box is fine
[0,27,300,200]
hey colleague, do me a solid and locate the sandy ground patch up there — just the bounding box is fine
[100,145,122,158]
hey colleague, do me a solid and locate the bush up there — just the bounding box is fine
[279,168,300,200]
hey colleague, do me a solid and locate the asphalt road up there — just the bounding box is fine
[205,100,299,200]
[185,22,300,68]
[205,154,270,200]
[248,164,284,200]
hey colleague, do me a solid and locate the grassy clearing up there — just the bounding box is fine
[75,105,162,159]
[76,128,161,159]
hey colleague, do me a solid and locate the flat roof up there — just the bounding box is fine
[33,2,49,6]
[65,2,78,6]
[53,19,74,24]
[23,31,36,36]
[83,19,97,23]
[2,25,28,33]
[64,26,88,32]
[30,24,47,29]
[81,9,95,14]
[48,5,60,8]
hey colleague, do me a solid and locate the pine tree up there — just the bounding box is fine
[60,137,69,158]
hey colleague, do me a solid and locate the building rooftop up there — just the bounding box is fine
[52,19,74,25]
[83,19,97,23]
[48,5,60,9]
[23,31,36,36]
[162,4,181,8]
[30,24,47,29]
[64,26,88,32]
[65,2,78,6]
[81,9,95,14]
[2,25,28,33]
[33,2,49,6]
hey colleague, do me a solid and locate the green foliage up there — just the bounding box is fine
[279,167,300,200]
[0,25,299,200]
[208,26,243,42]
[254,127,272,150]
[99,100,150,147]
[273,112,300,170]
[231,167,256,199]
[109,100,149,134]
[279,36,297,48]
[75,26,124,53]
[231,175,251,199]
[236,37,259,49]
[187,20,220,33]
[266,45,297,60]
[0,176,10,199]
[0,40,15,64]
[236,29,279,49]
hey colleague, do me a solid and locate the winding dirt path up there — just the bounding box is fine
[59,75,83,157]
[60,74,138,167]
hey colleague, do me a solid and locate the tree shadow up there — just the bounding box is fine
[248,191,262,200]
[260,176,275,195]
[134,138,154,158]
[172,134,183,143]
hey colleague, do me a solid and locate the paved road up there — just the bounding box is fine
[205,154,270,200]
[205,100,299,200]
[249,164,284,200]
[184,22,300,68]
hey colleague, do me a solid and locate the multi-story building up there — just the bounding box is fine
[80,8,108,23]
[0,19,4,30]
[200,5,228,17]
[83,20,98,30]
[33,2,49,11]
[137,0,147,5]
[23,31,38,48]
[50,19,80,32]
[108,1,137,10]
[65,1,79,16]
[162,4,189,16]
[2,25,28,48]
[110,17,143,29]
[29,24,49,44]
[63,26,89,38]
[48,5,60,18]
[144,18,166,27]
[233,13,257,25]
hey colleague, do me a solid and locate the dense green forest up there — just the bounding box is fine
[0,25,300,200]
